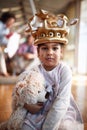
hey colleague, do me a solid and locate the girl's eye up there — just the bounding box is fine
[41,47,48,50]
[38,91,41,93]
[53,47,59,51]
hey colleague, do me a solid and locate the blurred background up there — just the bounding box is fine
[0,0,87,76]
[0,0,87,129]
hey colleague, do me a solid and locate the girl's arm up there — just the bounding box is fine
[42,65,72,130]
[24,102,43,114]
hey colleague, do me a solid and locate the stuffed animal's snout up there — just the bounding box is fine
[45,92,50,99]
[37,89,47,103]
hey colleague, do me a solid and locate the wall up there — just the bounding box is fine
[78,0,87,74]
[63,1,81,74]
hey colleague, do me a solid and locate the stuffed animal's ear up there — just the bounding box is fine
[68,18,79,26]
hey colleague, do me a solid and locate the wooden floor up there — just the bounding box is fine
[72,75,87,130]
[0,75,87,129]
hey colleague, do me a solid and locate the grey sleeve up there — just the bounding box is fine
[42,65,72,130]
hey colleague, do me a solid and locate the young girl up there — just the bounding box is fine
[20,10,83,130]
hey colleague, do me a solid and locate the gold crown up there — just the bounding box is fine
[26,9,78,45]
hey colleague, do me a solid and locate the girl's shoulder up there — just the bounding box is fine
[48,62,71,73]
[53,62,72,80]
[58,62,72,78]
[58,62,72,71]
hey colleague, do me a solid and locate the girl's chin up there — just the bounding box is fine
[43,64,57,71]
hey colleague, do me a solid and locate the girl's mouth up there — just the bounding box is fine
[46,57,53,61]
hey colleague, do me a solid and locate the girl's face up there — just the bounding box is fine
[38,42,62,71]
[6,18,15,28]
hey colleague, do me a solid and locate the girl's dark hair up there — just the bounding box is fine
[0,12,16,23]
[37,42,65,49]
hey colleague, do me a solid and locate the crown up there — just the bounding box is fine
[26,9,78,45]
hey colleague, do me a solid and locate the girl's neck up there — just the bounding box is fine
[42,64,59,71]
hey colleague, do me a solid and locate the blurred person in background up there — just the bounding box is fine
[0,11,16,76]
[13,34,39,75]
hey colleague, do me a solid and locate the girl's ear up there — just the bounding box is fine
[60,46,64,59]
[37,47,40,57]
[60,49,63,58]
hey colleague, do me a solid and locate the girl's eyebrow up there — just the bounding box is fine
[41,44,59,47]
[41,43,60,46]
[52,43,60,46]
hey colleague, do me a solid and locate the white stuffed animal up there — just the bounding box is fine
[0,66,47,130]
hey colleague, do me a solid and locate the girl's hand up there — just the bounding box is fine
[24,102,44,114]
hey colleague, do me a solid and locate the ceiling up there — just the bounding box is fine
[31,0,77,14]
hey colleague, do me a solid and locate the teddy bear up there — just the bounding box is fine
[0,66,47,130]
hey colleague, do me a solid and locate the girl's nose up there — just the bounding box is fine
[47,49,53,54]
